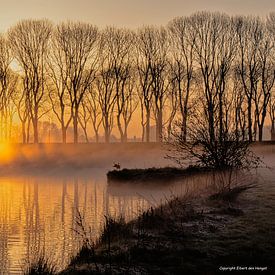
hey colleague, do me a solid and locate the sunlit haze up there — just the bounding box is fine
[0,1,274,274]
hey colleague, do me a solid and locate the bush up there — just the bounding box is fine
[166,120,261,170]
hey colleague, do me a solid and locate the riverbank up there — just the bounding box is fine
[106,166,212,183]
[59,175,274,274]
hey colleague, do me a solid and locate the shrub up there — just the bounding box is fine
[166,120,261,170]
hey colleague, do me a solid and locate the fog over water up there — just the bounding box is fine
[0,143,173,273]
[0,143,274,274]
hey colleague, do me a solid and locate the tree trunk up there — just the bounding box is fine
[0,112,3,142]
[33,118,39,144]
[181,112,187,142]
[271,121,275,141]
[73,110,78,144]
[258,108,267,142]
[62,126,67,144]
[22,121,26,144]
[83,128,89,143]
[141,124,145,142]
[140,104,145,142]
[145,108,150,143]
[156,110,163,142]
[105,130,110,143]
[247,98,253,142]
[95,131,99,143]
[258,124,263,142]
[208,102,215,144]
[27,118,31,143]
[105,117,110,143]
[117,115,124,143]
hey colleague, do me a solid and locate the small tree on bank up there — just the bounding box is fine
[166,119,261,170]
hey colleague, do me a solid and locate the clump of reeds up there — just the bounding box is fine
[208,169,257,203]
[100,216,132,244]
[24,254,56,275]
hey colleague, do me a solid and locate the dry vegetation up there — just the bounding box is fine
[58,173,274,274]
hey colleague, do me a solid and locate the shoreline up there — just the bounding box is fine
[58,172,275,274]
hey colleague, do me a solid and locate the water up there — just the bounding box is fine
[0,169,188,274]
[0,144,273,274]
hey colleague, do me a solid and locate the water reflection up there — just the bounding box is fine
[0,172,190,274]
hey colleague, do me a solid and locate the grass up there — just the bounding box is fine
[100,216,133,244]
[61,194,207,274]
[60,175,275,274]
[24,255,57,275]
[209,184,255,202]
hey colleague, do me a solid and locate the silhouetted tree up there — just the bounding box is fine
[168,16,196,141]
[0,13,274,143]
[136,28,154,142]
[8,19,52,143]
[0,35,15,142]
[255,25,275,141]
[267,13,275,140]
[54,22,98,143]
[79,98,91,143]
[104,27,136,142]
[235,16,263,142]
[85,84,102,143]
[47,27,73,143]
[191,12,237,144]
[97,33,116,143]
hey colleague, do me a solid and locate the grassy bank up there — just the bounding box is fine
[106,166,211,183]
[57,178,274,274]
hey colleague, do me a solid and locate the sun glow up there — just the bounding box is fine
[0,143,14,164]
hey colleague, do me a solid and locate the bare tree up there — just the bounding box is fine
[8,19,52,143]
[269,91,275,140]
[137,26,170,142]
[0,34,13,142]
[136,28,154,142]
[103,27,136,142]
[12,77,30,143]
[190,12,237,145]
[267,13,275,140]
[79,99,91,143]
[1,13,275,144]
[47,27,73,143]
[54,22,98,143]
[163,73,178,140]
[118,71,138,142]
[150,27,169,142]
[231,72,248,140]
[255,25,275,141]
[235,16,263,142]
[97,58,116,143]
[168,16,196,141]
[85,85,102,143]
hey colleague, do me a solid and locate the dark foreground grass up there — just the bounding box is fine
[24,255,57,275]
[59,182,275,274]
[107,165,210,183]
[209,184,256,202]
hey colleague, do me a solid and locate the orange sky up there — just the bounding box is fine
[0,0,274,31]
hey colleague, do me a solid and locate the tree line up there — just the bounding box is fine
[1,11,275,144]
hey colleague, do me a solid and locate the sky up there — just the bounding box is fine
[0,0,274,32]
